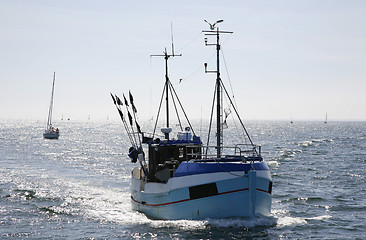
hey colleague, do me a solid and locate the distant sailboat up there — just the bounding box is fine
[290,113,293,124]
[324,113,328,124]
[43,72,60,139]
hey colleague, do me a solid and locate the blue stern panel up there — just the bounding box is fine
[174,161,269,177]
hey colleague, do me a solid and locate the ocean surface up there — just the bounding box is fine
[1,119,365,239]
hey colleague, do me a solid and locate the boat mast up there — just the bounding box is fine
[46,72,56,129]
[203,20,232,158]
[165,51,170,128]
[151,48,181,138]
[215,28,222,158]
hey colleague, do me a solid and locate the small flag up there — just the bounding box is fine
[132,104,137,113]
[129,91,134,103]
[123,94,129,107]
[129,91,137,113]
[128,110,133,126]
[110,93,116,105]
[117,108,124,119]
[116,95,123,106]
[135,121,142,134]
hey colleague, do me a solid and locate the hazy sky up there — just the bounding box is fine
[1,0,366,122]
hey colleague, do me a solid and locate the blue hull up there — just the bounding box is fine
[131,162,272,220]
[43,132,59,139]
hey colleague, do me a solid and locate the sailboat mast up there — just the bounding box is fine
[325,112,328,123]
[46,72,56,129]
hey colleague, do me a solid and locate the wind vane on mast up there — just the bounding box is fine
[202,19,233,158]
[204,19,224,30]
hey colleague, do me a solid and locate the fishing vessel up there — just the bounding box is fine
[43,72,59,139]
[111,20,272,219]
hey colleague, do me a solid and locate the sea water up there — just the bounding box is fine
[0,119,365,239]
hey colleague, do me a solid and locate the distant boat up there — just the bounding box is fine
[43,72,60,139]
[324,113,328,124]
[290,113,293,124]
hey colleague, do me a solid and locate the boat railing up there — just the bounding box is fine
[185,144,262,161]
[141,132,165,143]
[234,144,261,156]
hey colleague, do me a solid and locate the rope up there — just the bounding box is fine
[220,47,248,142]
[169,81,197,136]
[152,83,166,138]
[220,78,255,147]
[176,31,203,52]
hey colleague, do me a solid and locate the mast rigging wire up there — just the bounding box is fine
[176,31,203,53]
[169,82,184,132]
[168,81,197,136]
[206,81,217,157]
[152,83,166,139]
[219,78,255,147]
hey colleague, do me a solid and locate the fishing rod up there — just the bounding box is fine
[122,93,139,147]
[128,91,142,147]
[126,91,148,176]
[111,92,147,176]
[110,93,136,147]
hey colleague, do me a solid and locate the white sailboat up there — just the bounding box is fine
[290,113,293,124]
[324,112,328,124]
[111,20,272,220]
[43,72,59,139]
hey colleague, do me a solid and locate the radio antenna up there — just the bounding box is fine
[150,24,182,135]
[171,22,175,56]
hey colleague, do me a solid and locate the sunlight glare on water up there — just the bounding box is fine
[0,119,366,239]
